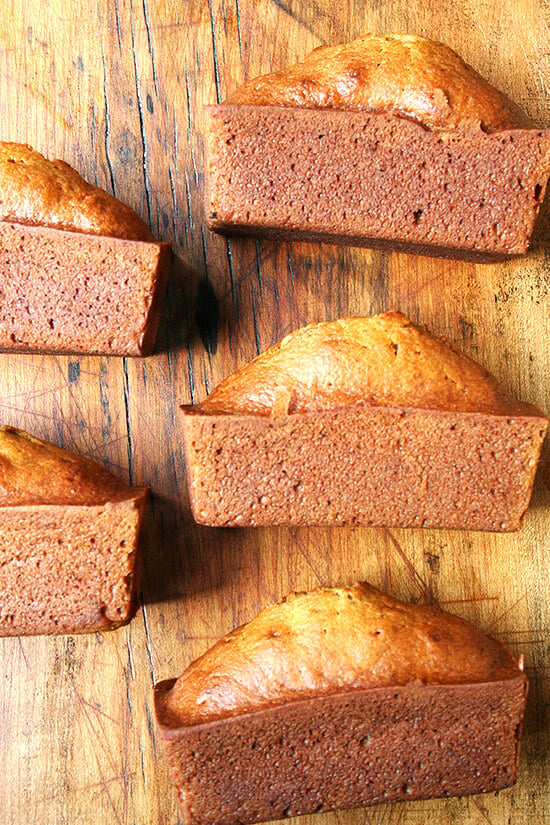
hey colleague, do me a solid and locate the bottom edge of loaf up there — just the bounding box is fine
[209,221,516,262]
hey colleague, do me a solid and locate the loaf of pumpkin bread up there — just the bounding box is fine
[181,312,548,530]
[0,426,149,635]
[0,143,171,355]
[155,582,527,824]
[206,34,550,260]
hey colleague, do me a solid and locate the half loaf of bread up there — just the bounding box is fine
[181,312,547,531]
[206,34,550,260]
[0,143,171,355]
[0,426,148,635]
[155,582,527,824]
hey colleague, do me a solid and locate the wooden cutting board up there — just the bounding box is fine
[0,1,549,823]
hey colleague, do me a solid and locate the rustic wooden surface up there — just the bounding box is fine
[0,1,549,823]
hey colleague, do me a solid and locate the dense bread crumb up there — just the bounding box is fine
[0,498,147,635]
[0,426,133,506]
[197,313,541,417]
[160,583,521,727]
[0,221,170,355]
[207,106,550,258]
[226,34,533,132]
[182,408,546,529]
[155,677,526,824]
[0,142,154,241]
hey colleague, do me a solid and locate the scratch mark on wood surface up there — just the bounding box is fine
[140,596,156,684]
[271,0,327,44]
[439,595,500,606]
[126,635,135,680]
[70,684,123,823]
[251,282,262,355]
[100,40,117,195]
[125,675,135,726]
[144,698,158,753]
[289,528,324,585]
[79,697,119,724]
[215,242,278,302]
[51,358,115,464]
[91,100,97,151]
[129,0,153,225]
[120,726,131,822]
[184,62,193,138]
[226,238,239,320]
[32,772,135,805]
[67,360,80,384]
[203,362,211,395]
[17,638,29,670]
[112,0,124,53]
[207,0,222,103]
[402,267,448,305]
[287,244,296,287]
[122,359,134,483]
[142,0,159,95]
[168,164,181,241]
[485,592,527,632]
[0,383,67,406]
[181,170,193,246]
[191,145,200,189]
[137,734,147,783]
[354,798,405,825]
[257,580,280,608]
[255,241,265,299]
[187,340,197,404]
[235,0,244,73]
[99,362,113,430]
[500,629,546,641]
[471,798,497,824]
[72,687,119,772]
[381,528,436,605]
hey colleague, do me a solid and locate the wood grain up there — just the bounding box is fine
[0,1,549,823]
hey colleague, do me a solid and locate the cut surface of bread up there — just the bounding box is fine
[181,313,548,530]
[0,426,148,635]
[0,143,171,355]
[155,583,527,825]
[206,34,550,259]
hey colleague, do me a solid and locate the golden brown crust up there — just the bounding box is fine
[161,583,521,727]
[197,312,542,418]
[226,34,533,132]
[0,143,154,241]
[0,426,134,506]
